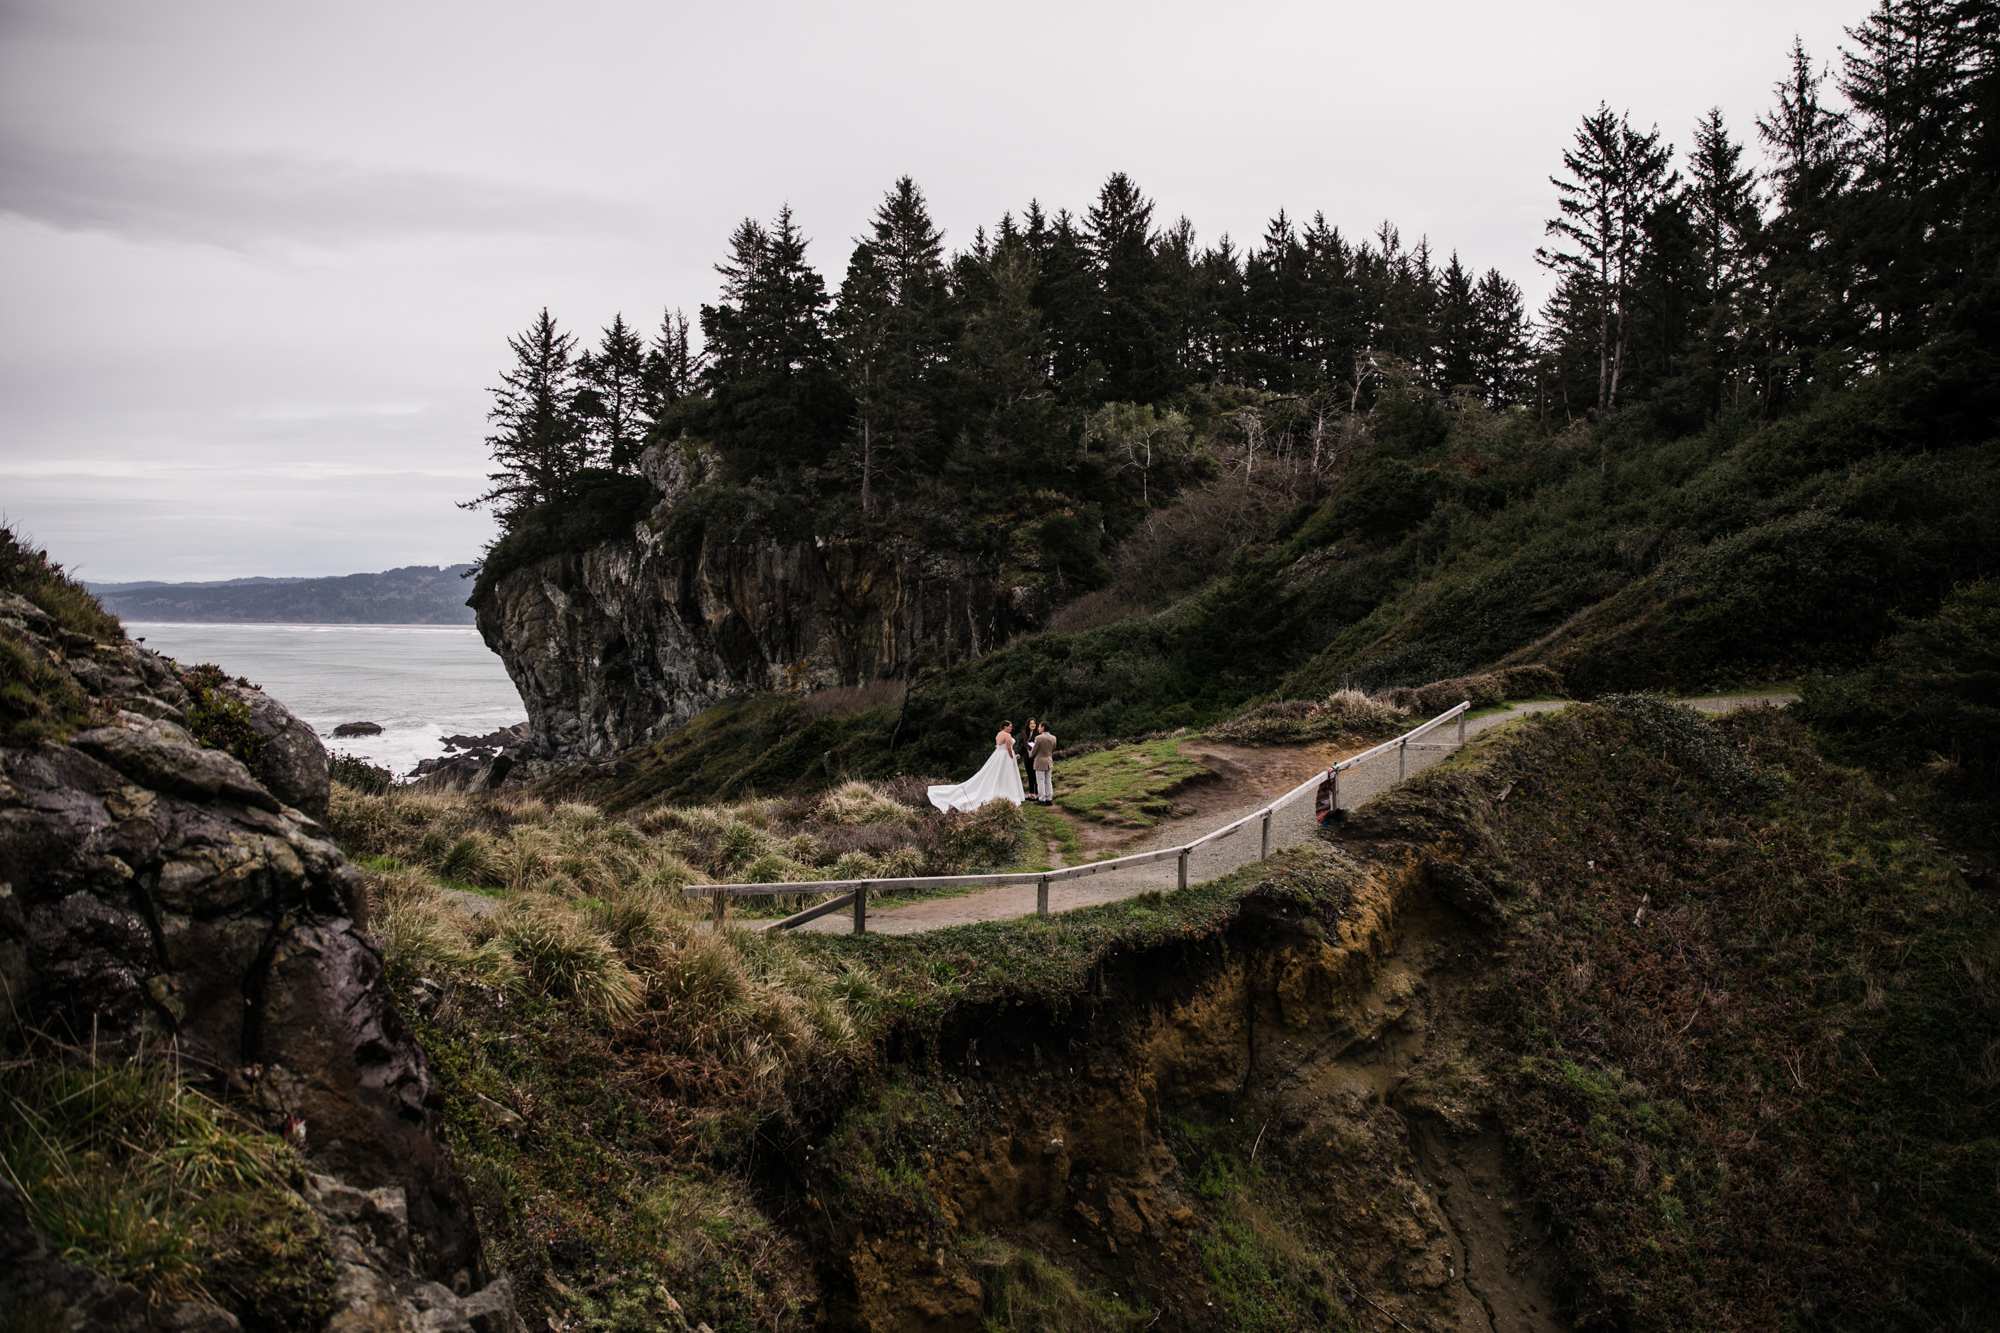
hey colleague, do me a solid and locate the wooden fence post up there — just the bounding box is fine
[1398,739,1407,781]
[1458,709,1467,745]
[1037,875,1049,917]
[853,883,868,934]
[1260,811,1271,860]
[712,889,725,930]
[1178,848,1189,891]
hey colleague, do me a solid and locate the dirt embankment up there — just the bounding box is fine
[795,841,1565,1332]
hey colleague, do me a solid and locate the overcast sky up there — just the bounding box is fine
[1,0,1863,583]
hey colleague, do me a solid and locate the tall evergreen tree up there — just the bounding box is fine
[1842,0,1983,354]
[576,313,649,472]
[1756,41,1858,403]
[1538,105,1678,412]
[1083,173,1173,401]
[697,207,849,482]
[834,178,953,515]
[462,309,585,521]
[1470,269,1533,405]
[1684,108,1762,409]
[642,308,703,427]
[1435,252,1480,390]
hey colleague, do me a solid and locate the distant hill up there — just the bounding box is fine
[89,565,477,624]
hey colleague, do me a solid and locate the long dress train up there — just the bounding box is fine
[926,744,1026,813]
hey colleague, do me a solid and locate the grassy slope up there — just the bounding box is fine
[544,377,1995,809]
[1355,703,1999,1328]
[0,525,124,746]
[349,694,1998,1330]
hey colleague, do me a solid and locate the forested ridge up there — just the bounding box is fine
[472,2,1999,840]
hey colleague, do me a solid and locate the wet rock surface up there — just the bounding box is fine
[223,678,333,819]
[0,596,521,1327]
[471,441,1025,765]
[408,722,531,793]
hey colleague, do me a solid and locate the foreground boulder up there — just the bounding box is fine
[0,587,516,1324]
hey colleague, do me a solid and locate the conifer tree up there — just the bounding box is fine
[835,241,894,516]
[1470,269,1533,405]
[1538,105,1678,412]
[1684,108,1762,409]
[1756,41,1857,402]
[697,207,848,482]
[834,178,951,515]
[461,308,585,523]
[1084,174,1172,401]
[1435,252,1480,390]
[577,313,649,472]
[643,308,703,424]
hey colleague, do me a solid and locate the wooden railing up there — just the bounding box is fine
[684,701,1472,933]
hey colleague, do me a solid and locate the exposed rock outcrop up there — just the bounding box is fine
[408,723,531,794]
[222,678,332,819]
[472,442,1035,765]
[0,593,518,1324]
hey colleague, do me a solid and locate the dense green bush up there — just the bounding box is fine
[1798,580,2000,859]
[177,664,268,767]
[329,750,395,794]
[470,469,656,600]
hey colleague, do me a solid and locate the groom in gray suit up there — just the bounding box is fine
[1031,723,1057,805]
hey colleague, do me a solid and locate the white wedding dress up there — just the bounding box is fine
[927,739,1026,813]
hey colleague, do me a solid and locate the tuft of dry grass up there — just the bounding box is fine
[0,1049,336,1327]
[1207,687,1412,746]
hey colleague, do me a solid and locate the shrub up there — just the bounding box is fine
[329,750,394,795]
[1798,579,2000,859]
[497,903,643,1021]
[813,780,914,826]
[917,799,1024,874]
[1597,692,1783,804]
[1374,663,1565,715]
[177,664,267,767]
[1208,688,1410,746]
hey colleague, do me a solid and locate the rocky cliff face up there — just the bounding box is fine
[473,443,1042,765]
[0,591,522,1331]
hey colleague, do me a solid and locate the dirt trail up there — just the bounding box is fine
[793,694,1794,936]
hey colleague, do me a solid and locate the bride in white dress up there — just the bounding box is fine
[927,722,1027,813]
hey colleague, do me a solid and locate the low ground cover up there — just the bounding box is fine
[1051,736,1213,828]
[335,764,1356,1329]
[1356,701,2000,1328]
[0,1051,335,1331]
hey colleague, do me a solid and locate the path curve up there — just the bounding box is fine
[793,694,1794,936]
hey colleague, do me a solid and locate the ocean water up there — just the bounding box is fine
[125,623,527,777]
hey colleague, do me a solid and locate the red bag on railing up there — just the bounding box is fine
[1314,774,1336,823]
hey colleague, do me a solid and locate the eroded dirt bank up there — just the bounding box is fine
[791,839,1565,1332]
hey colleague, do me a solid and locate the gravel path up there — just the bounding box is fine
[790,694,1795,936]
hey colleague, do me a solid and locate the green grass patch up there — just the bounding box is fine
[1053,737,1211,828]
[1022,801,1085,868]
[0,1053,336,1331]
[1168,1117,1360,1333]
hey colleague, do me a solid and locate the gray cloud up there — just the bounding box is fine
[0,134,643,248]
